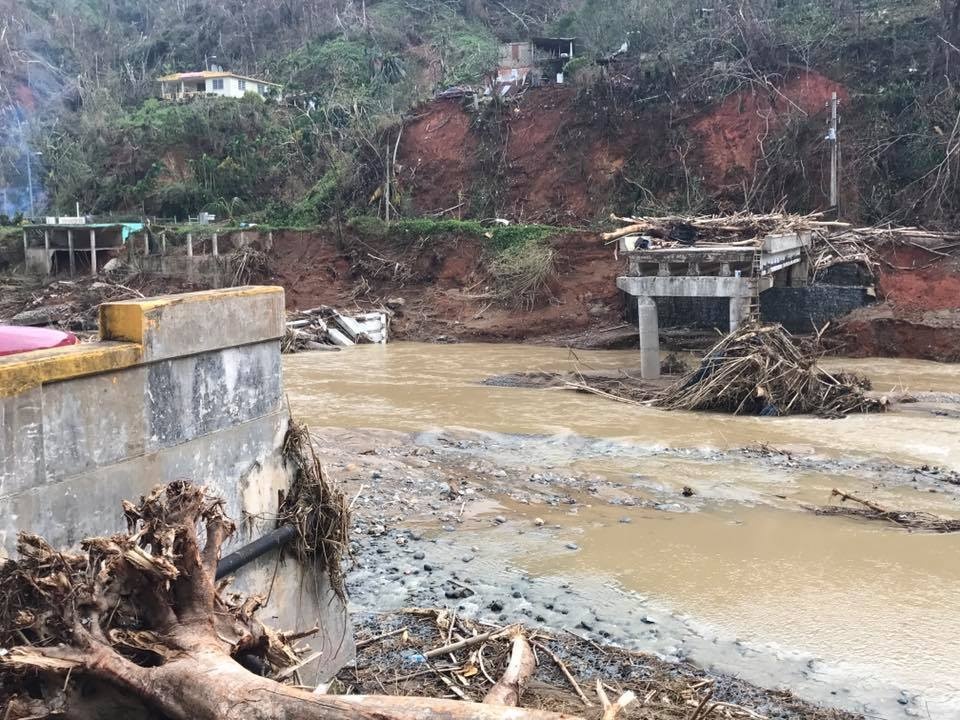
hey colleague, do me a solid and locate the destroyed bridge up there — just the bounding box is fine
[615,227,811,379]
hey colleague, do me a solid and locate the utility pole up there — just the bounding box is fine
[827,92,840,214]
[384,144,391,225]
[26,150,35,217]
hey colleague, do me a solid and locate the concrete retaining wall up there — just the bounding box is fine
[139,254,231,287]
[761,285,875,333]
[0,286,351,681]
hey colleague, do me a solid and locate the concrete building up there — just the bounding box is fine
[158,70,281,100]
[497,37,578,84]
[22,221,145,276]
[617,231,811,379]
[0,286,351,681]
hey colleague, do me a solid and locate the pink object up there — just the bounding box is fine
[0,325,79,357]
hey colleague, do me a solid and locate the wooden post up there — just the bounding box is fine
[43,230,51,274]
[161,233,167,255]
[186,232,193,257]
[267,230,273,250]
[211,233,219,256]
[67,229,76,277]
[89,229,97,276]
[22,229,28,263]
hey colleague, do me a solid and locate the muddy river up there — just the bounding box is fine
[285,343,960,719]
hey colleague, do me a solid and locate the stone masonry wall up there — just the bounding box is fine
[761,285,875,333]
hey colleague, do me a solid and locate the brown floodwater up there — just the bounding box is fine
[284,343,960,717]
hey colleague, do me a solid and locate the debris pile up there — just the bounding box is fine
[809,489,960,533]
[601,211,832,246]
[655,323,883,417]
[0,482,306,717]
[0,482,572,720]
[283,306,388,353]
[810,225,960,279]
[278,419,350,596]
[341,608,859,720]
[0,276,184,331]
[228,244,272,286]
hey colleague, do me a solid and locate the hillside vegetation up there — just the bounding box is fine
[1,0,959,226]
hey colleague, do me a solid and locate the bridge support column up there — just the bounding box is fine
[637,296,660,380]
[729,295,751,333]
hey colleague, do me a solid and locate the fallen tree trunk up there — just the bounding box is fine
[0,481,577,720]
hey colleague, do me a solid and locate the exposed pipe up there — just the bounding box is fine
[215,524,297,580]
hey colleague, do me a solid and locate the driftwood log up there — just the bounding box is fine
[0,481,577,720]
[482,632,536,706]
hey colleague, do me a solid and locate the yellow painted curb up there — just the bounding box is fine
[0,342,142,398]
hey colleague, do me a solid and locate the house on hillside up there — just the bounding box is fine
[157,70,281,100]
[496,38,578,84]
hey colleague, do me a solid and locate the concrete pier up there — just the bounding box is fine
[637,296,660,379]
[729,295,752,333]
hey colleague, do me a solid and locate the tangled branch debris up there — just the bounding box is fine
[603,211,960,255]
[655,324,883,417]
[601,211,837,245]
[229,244,272,286]
[809,489,960,533]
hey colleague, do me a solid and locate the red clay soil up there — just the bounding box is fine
[834,306,960,362]
[395,75,848,224]
[691,69,847,187]
[876,245,960,311]
[501,85,652,222]
[396,85,662,223]
[264,228,626,347]
[832,245,960,361]
[396,99,478,216]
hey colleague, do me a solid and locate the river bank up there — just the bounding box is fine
[285,343,960,720]
[4,223,960,360]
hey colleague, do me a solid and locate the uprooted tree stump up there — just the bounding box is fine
[0,481,577,720]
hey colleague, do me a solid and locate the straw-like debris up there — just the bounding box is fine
[229,244,272,286]
[279,418,351,598]
[655,323,883,417]
[810,489,960,533]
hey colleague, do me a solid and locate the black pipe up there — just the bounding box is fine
[215,524,297,580]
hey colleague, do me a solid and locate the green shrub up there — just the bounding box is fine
[486,224,557,252]
[347,215,390,239]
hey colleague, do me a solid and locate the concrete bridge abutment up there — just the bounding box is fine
[0,286,352,681]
